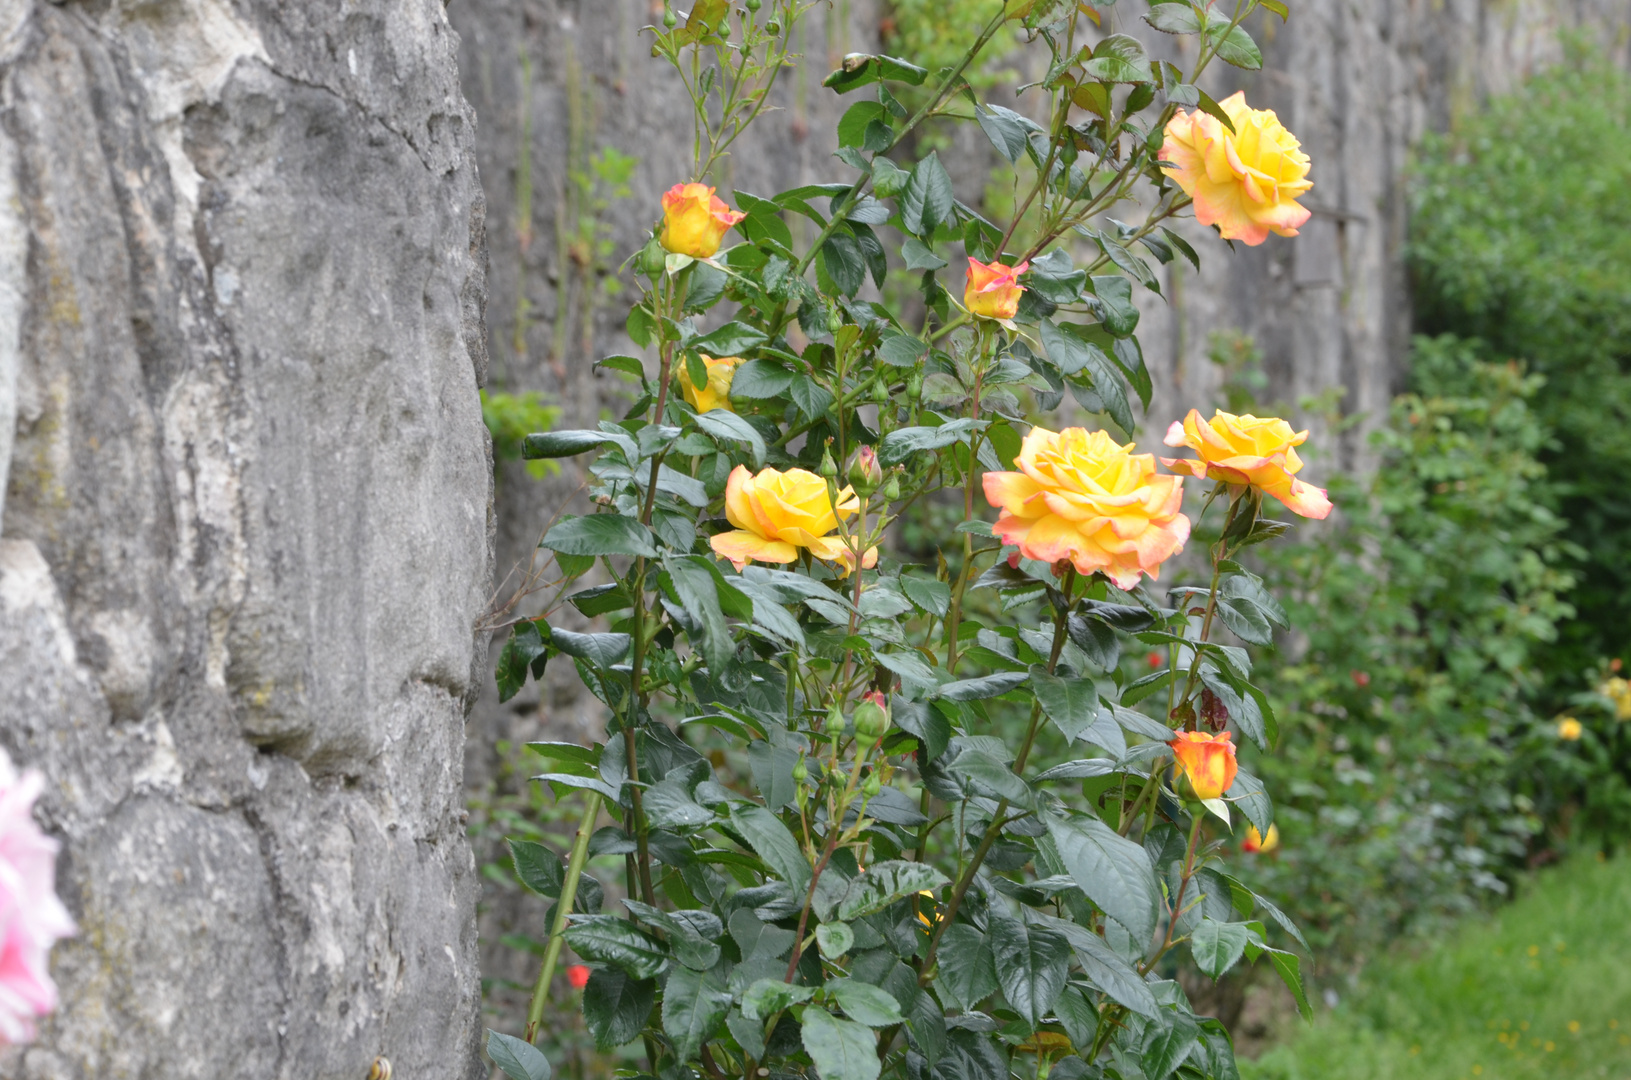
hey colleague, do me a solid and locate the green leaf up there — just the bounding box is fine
[901,152,955,237]
[729,805,811,891]
[583,968,656,1050]
[1081,34,1154,83]
[1271,950,1313,1021]
[486,1030,551,1080]
[1216,572,1288,646]
[933,671,1030,701]
[1191,918,1251,979]
[822,231,868,298]
[1054,985,1099,1052]
[1066,612,1119,670]
[1031,668,1099,742]
[691,321,769,357]
[742,977,816,1021]
[549,628,632,669]
[878,418,986,466]
[837,860,950,921]
[1048,814,1159,944]
[822,53,929,94]
[976,104,1032,163]
[728,359,794,399]
[801,1008,882,1080]
[1043,319,1133,435]
[828,978,904,1027]
[817,920,855,959]
[944,747,1032,805]
[563,916,668,980]
[989,910,1068,1029]
[693,410,766,468]
[1088,275,1140,337]
[662,963,731,1063]
[523,429,635,460]
[901,237,948,271]
[508,839,564,898]
[789,375,835,423]
[901,575,951,617]
[643,777,714,831]
[1144,3,1202,34]
[934,924,999,1012]
[838,100,889,148]
[1141,1010,1201,1078]
[1040,914,1160,1018]
[542,515,657,558]
[666,555,734,675]
[496,621,547,703]
[1228,768,1274,838]
[1211,21,1263,70]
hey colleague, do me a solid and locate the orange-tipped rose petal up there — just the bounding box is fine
[660,183,747,259]
[1161,92,1312,247]
[982,427,1190,588]
[1163,409,1332,519]
[1170,730,1238,800]
[964,257,1029,321]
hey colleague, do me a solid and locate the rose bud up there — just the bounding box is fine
[852,691,890,743]
[659,183,746,259]
[847,446,883,496]
[1169,730,1239,801]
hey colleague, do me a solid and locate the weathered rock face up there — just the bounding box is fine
[0,1,491,1076]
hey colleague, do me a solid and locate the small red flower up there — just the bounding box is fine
[1612,658,1623,673]
[567,964,591,990]
[1146,652,1163,669]
[1350,670,1371,688]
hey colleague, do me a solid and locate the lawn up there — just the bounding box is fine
[1242,852,1631,1080]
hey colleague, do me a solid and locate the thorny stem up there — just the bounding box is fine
[524,792,602,1043]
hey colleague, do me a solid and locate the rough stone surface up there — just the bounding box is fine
[0,0,491,1076]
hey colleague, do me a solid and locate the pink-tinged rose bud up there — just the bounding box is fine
[659,183,747,258]
[1169,730,1239,802]
[847,445,883,495]
[0,749,76,1045]
[567,963,592,990]
[964,257,1029,321]
[853,691,890,742]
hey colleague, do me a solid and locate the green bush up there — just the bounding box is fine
[1240,336,1575,961]
[1409,49,1631,682]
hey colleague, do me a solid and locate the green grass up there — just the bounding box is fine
[1242,853,1631,1080]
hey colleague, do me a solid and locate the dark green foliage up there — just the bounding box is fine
[1409,50,1631,679]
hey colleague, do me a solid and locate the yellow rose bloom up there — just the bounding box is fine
[982,427,1190,590]
[1161,91,1312,247]
[679,355,744,413]
[1598,676,1631,720]
[659,182,746,258]
[709,465,879,574]
[964,257,1029,321]
[1242,824,1280,854]
[1169,730,1238,801]
[1162,409,1332,520]
[1558,717,1583,741]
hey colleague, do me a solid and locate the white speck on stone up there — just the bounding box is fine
[213,266,239,306]
[348,47,357,75]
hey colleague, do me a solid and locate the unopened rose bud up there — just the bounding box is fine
[639,237,666,279]
[818,443,839,480]
[852,691,890,742]
[871,377,890,405]
[792,757,808,783]
[663,5,677,28]
[863,773,882,798]
[765,18,781,33]
[847,446,883,495]
[827,307,843,334]
[882,474,902,502]
[745,0,762,10]
[905,370,923,405]
[825,701,846,736]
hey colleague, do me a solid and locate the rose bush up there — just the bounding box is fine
[487,4,1331,1080]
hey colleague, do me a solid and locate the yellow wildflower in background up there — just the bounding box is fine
[678,355,744,413]
[1161,91,1313,246]
[1598,675,1631,719]
[983,426,1190,589]
[1163,409,1333,519]
[1558,717,1583,740]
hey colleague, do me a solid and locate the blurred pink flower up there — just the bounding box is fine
[0,749,75,1045]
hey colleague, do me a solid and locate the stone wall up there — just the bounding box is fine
[0,1,491,1076]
